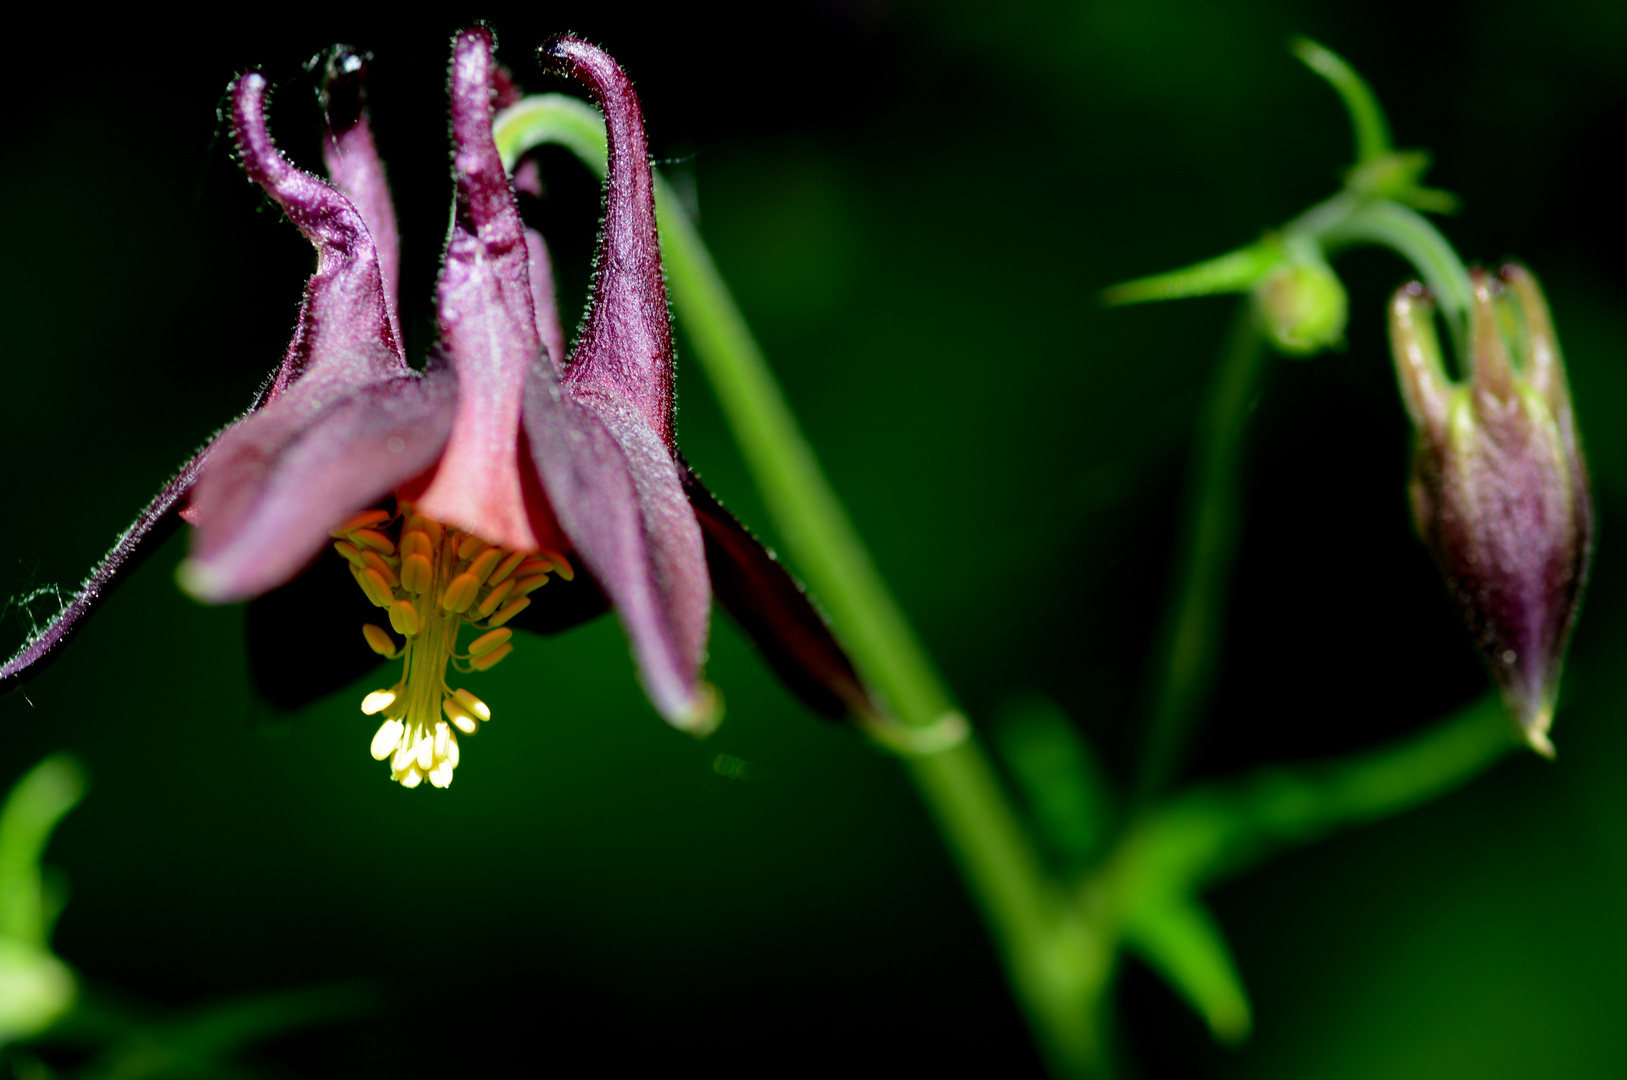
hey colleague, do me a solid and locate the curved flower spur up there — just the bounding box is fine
[1,28,876,788]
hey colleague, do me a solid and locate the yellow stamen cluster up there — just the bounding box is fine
[329,504,573,789]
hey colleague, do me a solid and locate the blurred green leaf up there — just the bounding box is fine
[0,757,85,947]
[72,983,379,1080]
[992,697,1113,871]
[1119,897,1251,1043]
[1102,239,1283,306]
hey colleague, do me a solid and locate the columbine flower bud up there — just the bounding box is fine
[1253,251,1348,356]
[1388,265,1593,755]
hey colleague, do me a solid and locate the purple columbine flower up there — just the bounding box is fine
[2,28,874,787]
[1389,264,1593,755]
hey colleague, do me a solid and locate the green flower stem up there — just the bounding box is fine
[496,97,1108,1078]
[1127,196,1470,804]
[1134,308,1267,807]
[1318,200,1474,352]
[1289,37,1392,166]
[1110,694,1515,903]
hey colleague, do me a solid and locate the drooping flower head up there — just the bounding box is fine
[2,29,876,788]
[1389,264,1593,755]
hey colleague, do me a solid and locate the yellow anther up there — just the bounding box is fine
[446,737,460,768]
[538,548,575,581]
[467,547,503,585]
[333,541,366,568]
[513,557,550,578]
[398,767,424,789]
[406,515,444,547]
[428,759,454,788]
[487,550,528,587]
[361,688,398,714]
[390,744,416,774]
[400,554,433,595]
[457,534,489,561]
[468,627,512,657]
[388,599,421,637]
[512,574,550,598]
[441,571,480,613]
[362,625,397,658]
[434,720,451,762]
[331,509,391,537]
[415,734,434,772]
[470,642,513,671]
[400,530,433,560]
[370,718,405,759]
[443,698,480,735]
[352,529,397,555]
[476,579,515,617]
[453,688,491,722]
[358,567,394,608]
[361,551,399,588]
[486,596,531,627]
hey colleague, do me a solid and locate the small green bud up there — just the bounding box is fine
[1252,254,1347,356]
[1388,265,1593,755]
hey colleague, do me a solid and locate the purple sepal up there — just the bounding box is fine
[522,359,710,724]
[0,443,213,692]
[183,364,456,602]
[680,463,879,721]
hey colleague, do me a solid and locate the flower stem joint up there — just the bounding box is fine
[1389,265,1593,756]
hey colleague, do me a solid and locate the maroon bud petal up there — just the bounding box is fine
[1389,267,1593,755]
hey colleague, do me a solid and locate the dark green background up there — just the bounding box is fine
[3,1,1625,1075]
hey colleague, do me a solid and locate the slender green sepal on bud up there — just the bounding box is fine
[1388,265,1593,756]
[1251,246,1347,356]
[1102,239,1283,307]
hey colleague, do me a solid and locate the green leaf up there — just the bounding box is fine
[1120,898,1251,1043]
[992,697,1113,870]
[0,756,85,947]
[1101,240,1283,307]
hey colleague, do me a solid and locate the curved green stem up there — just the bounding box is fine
[1290,37,1392,166]
[496,96,1110,1078]
[1134,307,1267,807]
[1318,200,1474,353]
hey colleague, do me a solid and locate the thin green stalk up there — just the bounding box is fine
[1289,37,1392,166]
[495,97,1109,1077]
[1319,200,1473,352]
[1112,694,1516,901]
[1133,308,1267,807]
